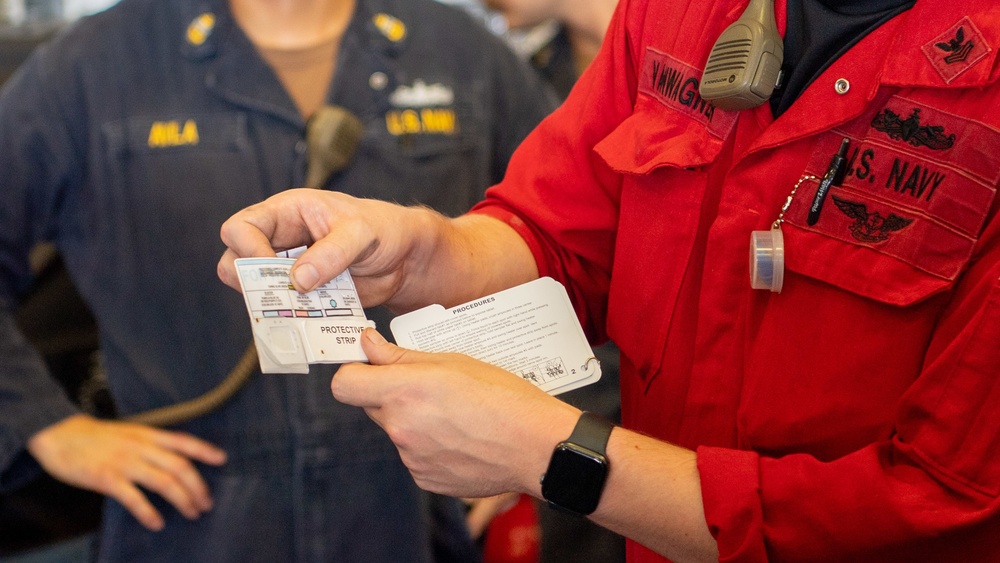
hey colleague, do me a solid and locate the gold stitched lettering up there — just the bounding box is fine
[147,119,200,148]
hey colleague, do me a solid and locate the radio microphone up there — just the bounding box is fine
[699,0,783,111]
[305,105,364,187]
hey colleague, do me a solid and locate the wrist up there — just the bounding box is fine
[522,404,581,496]
[539,410,615,516]
[387,206,453,311]
[27,413,87,457]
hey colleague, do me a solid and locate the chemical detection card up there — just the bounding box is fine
[390,277,601,395]
[234,254,374,374]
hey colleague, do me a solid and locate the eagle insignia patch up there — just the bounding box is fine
[832,196,913,243]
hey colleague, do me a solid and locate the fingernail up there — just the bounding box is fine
[293,263,319,291]
[365,328,387,345]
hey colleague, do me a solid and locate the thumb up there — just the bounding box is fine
[360,327,413,366]
[332,328,418,408]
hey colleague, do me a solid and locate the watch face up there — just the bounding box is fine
[541,442,609,515]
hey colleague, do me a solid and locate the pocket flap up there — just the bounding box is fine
[595,48,738,174]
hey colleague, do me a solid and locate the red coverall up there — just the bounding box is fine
[472,0,1000,560]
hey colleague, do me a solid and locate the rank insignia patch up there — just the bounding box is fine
[373,13,407,43]
[186,13,216,46]
[921,17,991,83]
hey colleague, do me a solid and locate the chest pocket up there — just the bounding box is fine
[780,96,1000,306]
[99,113,258,268]
[102,112,253,202]
[343,99,489,218]
[594,90,736,378]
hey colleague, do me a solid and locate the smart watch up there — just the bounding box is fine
[540,411,614,516]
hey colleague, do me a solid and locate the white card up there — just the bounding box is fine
[234,256,375,373]
[390,277,601,395]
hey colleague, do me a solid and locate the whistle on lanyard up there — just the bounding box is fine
[749,141,851,293]
[750,227,785,293]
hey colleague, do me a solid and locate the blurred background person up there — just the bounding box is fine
[1,7,120,562]
[0,1,555,562]
[486,0,617,99]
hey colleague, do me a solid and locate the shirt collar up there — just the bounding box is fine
[179,0,413,63]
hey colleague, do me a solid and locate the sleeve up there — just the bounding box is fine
[699,223,1000,561]
[470,0,640,342]
[0,48,86,492]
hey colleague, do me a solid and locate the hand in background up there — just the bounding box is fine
[465,492,521,540]
[27,413,227,531]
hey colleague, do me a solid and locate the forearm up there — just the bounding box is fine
[0,313,80,483]
[220,191,539,310]
[344,324,718,561]
[594,431,719,562]
[387,211,539,313]
[518,424,719,563]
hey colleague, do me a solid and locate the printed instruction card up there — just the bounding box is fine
[390,277,601,395]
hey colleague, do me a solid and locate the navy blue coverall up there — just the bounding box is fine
[0,0,556,560]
